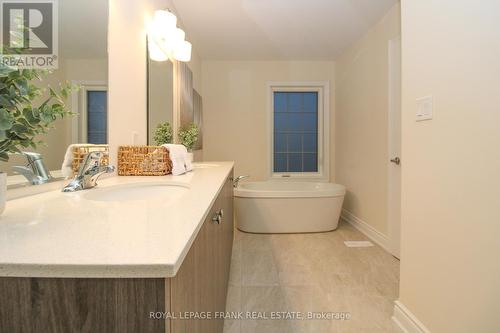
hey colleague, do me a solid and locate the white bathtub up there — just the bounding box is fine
[234,181,346,233]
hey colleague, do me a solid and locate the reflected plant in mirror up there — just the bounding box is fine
[178,123,199,152]
[0,67,74,162]
[153,122,173,145]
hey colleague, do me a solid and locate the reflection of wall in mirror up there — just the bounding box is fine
[179,62,194,129]
[178,62,203,150]
[193,89,203,150]
[148,59,173,145]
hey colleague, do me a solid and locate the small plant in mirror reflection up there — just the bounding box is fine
[0,65,77,162]
[153,122,173,145]
[178,123,199,152]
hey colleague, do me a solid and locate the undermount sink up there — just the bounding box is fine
[83,182,189,202]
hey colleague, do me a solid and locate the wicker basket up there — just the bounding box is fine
[72,145,109,176]
[118,146,172,176]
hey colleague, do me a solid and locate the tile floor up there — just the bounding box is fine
[223,221,400,333]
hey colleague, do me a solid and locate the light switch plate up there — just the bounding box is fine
[416,95,433,121]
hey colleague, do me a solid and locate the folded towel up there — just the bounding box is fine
[61,144,91,178]
[185,152,193,172]
[61,146,74,178]
[61,144,108,178]
[163,144,188,176]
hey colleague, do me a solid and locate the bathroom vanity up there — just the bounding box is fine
[0,163,234,333]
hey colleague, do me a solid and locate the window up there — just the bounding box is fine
[86,90,108,144]
[71,82,108,144]
[269,83,329,179]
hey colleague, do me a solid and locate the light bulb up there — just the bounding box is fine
[148,37,168,61]
[153,10,177,33]
[172,28,186,48]
[174,40,192,62]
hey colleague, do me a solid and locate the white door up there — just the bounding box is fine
[388,37,402,259]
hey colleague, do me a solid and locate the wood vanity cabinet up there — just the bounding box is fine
[170,173,234,333]
[0,172,234,333]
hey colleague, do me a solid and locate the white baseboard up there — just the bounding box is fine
[340,209,390,251]
[392,300,431,333]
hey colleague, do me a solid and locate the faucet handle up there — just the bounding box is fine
[233,175,250,188]
[20,151,42,163]
[79,151,107,176]
[12,152,52,185]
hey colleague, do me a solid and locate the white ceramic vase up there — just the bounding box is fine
[0,172,6,216]
[186,152,194,163]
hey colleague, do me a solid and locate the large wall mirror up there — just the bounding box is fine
[147,54,174,145]
[147,56,203,150]
[1,0,108,186]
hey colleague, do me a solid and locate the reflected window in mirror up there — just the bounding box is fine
[87,90,108,144]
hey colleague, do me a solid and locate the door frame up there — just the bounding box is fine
[387,36,402,259]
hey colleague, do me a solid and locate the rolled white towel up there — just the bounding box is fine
[61,144,91,178]
[61,144,108,178]
[162,144,188,176]
[184,152,193,172]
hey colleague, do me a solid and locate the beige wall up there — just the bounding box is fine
[398,1,500,332]
[65,59,108,83]
[201,61,335,180]
[108,0,202,167]
[334,3,400,235]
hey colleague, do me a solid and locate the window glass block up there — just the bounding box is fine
[303,133,318,152]
[288,153,302,172]
[274,153,287,172]
[302,113,317,132]
[274,113,288,132]
[274,92,287,113]
[274,133,287,153]
[287,92,302,112]
[303,92,318,113]
[288,113,302,132]
[287,133,302,153]
[303,153,318,172]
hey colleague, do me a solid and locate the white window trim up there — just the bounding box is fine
[71,81,108,144]
[267,81,330,181]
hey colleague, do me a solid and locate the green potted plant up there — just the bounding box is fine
[0,66,74,215]
[178,123,199,162]
[153,121,173,145]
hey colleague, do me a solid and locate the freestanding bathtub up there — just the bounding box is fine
[234,181,346,233]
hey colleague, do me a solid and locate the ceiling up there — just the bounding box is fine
[59,0,108,59]
[172,0,397,60]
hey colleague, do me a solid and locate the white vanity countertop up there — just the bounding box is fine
[0,162,234,278]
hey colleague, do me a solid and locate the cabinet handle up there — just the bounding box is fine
[212,211,221,224]
[211,209,224,224]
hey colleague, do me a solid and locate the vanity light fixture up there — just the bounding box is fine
[148,10,192,62]
[173,40,192,62]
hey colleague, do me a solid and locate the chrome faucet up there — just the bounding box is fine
[233,175,249,188]
[62,151,115,192]
[12,152,52,185]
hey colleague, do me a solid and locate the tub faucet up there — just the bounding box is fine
[12,152,52,185]
[62,151,115,192]
[233,175,249,188]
